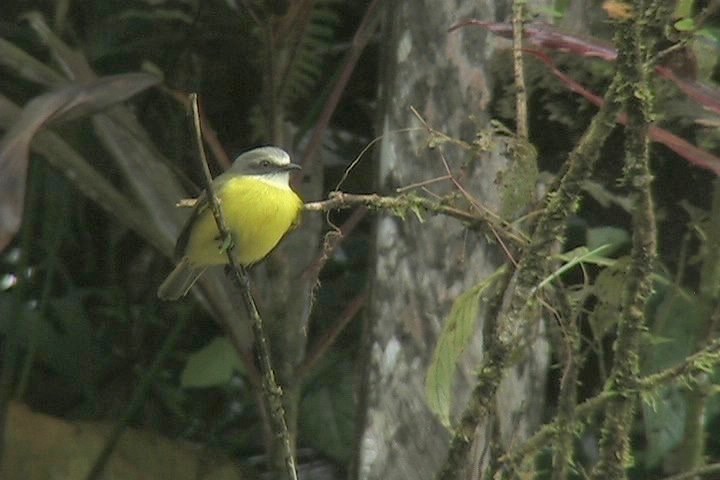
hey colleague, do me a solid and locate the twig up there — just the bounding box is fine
[299,0,383,168]
[435,58,626,480]
[302,206,368,283]
[659,462,720,480]
[188,93,298,480]
[512,0,528,139]
[637,336,720,390]
[499,336,720,470]
[549,291,580,480]
[297,290,368,378]
[164,87,232,169]
[181,189,528,250]
[305,192,528,248]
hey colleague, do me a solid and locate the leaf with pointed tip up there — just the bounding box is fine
[0,73,160,251]
[425,267,506,428]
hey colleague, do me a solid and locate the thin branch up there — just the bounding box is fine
[499,336,720,470]
[549,292,580,480]
[435,57,626,480]
[637,336,720,390]
[179,189,528,248]
[302,206,368,283]
[304,192,528,248]
[188,93,298,480]
[512,0,528,139]
[297,290,368,378]
[164,87,232,169]
[299,0,383,168]
[660,462,720,480]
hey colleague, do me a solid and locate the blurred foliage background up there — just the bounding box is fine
[0,1,376,478]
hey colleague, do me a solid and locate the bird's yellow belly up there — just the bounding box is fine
[185,177,302,266]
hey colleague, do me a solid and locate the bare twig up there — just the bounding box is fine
[164,87,232,169]
[299,0,383,168]
[297,290,368,378]
[302,206,368,283]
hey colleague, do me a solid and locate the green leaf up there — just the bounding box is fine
[180,337,243,388]
[641,385,687,467]
[279,0,339,108]
[696,26,720,41]
[643,287,708,375]
[588,256,630,339]
[533,7,565,19]
[299,358,355,462]
[641,286,710,467]
[540,243,616,291]
[586,226,630,255]
[425,267,506,428]
[674,18,696,32]
[582,180,634,212]
[674,0,694,19]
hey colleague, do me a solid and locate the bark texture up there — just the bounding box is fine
[356,1,550,479]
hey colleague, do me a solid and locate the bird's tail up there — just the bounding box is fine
[157,258,205,300]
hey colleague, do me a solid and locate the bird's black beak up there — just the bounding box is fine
[283,163,302,171]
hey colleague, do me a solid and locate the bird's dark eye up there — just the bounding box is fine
[259,159,271,168]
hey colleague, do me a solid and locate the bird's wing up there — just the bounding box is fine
[173,173,236,260]
[174,191,209,260]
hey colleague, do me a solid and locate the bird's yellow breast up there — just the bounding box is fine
[184,176,303,266]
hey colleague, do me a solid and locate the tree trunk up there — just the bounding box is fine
[355,2,550,479]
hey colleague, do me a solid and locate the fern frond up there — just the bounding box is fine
[275,0,340,110]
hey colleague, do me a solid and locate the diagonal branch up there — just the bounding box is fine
[188,93,298,480]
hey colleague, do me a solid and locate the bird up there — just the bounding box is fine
[157,146,303,300]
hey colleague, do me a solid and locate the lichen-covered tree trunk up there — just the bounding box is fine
[355,2,550,479]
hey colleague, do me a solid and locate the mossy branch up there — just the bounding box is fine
[435,57,625,480]
[589,3,663,478]
[498,336,720,471]
[549,292,581,480]
[305,191,528,247]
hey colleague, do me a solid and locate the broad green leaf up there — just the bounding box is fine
[674,18,696,32]
[641,287,710,467]
[180,337,243,388]
[425,267,506,428]
[588,256,630,339]
[673,0,694,19]
[641,385,687,468]
[586,226,630,255]
[299,358,355,462]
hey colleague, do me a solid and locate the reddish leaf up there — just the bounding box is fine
[450,21,720,175]
[525,49,720,175]
[451,21,720,116]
